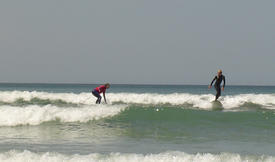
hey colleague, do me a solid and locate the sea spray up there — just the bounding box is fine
[0,91,275,109]
[0,105,125,126]
[0,150,273,162]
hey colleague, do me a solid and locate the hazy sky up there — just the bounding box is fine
[0,1,274,85]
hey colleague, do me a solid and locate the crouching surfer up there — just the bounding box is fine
[92,83,110,104]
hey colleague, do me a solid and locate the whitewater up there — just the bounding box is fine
[0,84,275,161]
[0,91,275,109]
[0,150,274,162]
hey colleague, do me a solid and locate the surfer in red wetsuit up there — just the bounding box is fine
[92,83,110,104]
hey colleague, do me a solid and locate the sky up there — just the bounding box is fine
[0,0,274,85]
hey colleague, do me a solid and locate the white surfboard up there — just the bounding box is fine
[211,100,223,110]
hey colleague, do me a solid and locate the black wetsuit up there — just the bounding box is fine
[210,75,225,100]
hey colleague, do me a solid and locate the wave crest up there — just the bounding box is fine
[0,150,273,162]
[109,93,275,109]
[0,91,275,110]
[0,105,125,126]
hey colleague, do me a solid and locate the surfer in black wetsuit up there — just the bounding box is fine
[208,70,226,101]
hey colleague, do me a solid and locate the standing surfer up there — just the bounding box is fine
[208,70,225,101]
[92,83,110,104]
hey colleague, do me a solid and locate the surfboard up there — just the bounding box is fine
[211,100,223,110]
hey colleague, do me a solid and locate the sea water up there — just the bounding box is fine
[0,83,275,162]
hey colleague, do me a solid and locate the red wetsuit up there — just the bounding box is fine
[92,85,107,104]
[95,85,107,94]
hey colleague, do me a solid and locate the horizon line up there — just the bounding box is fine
[0,82,274,87]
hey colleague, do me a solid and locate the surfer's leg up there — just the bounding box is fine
[215,86,221,100]
[92,90,101,104]
[97,96,102,104]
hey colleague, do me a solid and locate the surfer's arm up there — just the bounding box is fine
[103,92,107,104]
[209,77,216,88]
[222,76,225,90]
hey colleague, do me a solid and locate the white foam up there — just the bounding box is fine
[108,93,215,109]
[222,94,275,109]
[0,91,93,105]
[0,150,273,162]
[0,105,125,126]
[108,93,275,109]
[0,91,275,110]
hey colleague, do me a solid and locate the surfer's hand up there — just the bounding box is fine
[208,85,212,89]
[222,87,224,91]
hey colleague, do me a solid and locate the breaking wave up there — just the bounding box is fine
[0,150,273,162]
[0,105,125,126]
[0,91,275,110]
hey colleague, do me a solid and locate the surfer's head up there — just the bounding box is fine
[217,69,222,76]
[105,83,110,89]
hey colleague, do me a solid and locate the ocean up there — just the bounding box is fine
[0,83,275,162]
